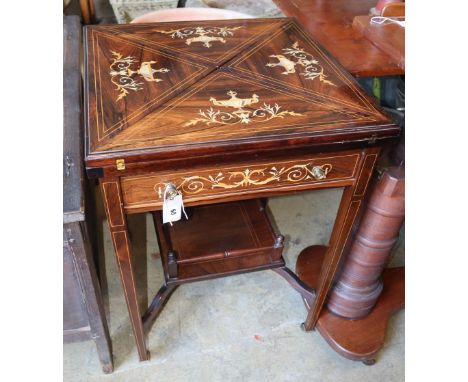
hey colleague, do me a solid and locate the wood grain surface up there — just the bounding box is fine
[273,0,405,77]
[84,18,399,170]
[353,15,405,70]
[153,199,284,283]
[120,150,361,212]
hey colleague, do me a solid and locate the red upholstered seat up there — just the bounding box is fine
[131,7,252,23]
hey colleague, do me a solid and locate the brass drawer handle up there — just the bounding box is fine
[311,165,331,180]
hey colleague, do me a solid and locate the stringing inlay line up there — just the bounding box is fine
[117,71,373,144]
[228,22,378,115]
[91,31,209,142]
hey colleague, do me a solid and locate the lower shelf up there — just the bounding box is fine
[153,199,285,284]
[143,200,316,337]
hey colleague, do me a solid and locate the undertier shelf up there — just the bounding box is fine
[152,199,285,284]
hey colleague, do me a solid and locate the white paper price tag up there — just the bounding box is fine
[162,193,188,225]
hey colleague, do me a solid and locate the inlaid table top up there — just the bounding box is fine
[84,18,398,169]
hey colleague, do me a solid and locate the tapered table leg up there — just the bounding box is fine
[303,148,379,330]
[100,178,149,361]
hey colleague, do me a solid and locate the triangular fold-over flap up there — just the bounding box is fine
[226,20,382,115]
[97,71,380,153]
[103,18,289,66]
[86,30,211,152]
[85,19,397,163]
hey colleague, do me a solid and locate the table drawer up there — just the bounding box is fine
[121,153,360,211]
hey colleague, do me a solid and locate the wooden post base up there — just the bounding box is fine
[296,245,404,364]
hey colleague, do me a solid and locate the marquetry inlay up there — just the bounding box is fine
[185,90,302,126]
[266,42,335,86]
[155,26,242,48]
[85,19,397,161]
[154,163,333,198]
[109,51,170,101]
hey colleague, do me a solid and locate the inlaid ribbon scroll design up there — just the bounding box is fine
[154,163,333,198]
[266,42,336,86]
[155,26,242,48]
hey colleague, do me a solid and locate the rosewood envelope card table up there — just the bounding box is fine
[83,17,400,362]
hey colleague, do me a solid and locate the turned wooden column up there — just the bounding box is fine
[327,166,405,319]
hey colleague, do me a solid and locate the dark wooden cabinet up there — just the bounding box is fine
[83,18,400,364]
[63,15,113,374]
[63,232,91,338]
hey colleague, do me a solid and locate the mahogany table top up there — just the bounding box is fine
[83,18,398,169]
[273,0,405,77]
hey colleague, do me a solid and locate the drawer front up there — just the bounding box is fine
[121,153,360,211]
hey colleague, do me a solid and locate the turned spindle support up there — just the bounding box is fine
[327,166,405,318]
[167,250,178,279]
[294,166,405,364]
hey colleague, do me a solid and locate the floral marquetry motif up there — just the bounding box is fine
[84,18,397,166]
[153,163,334,199]
[180,164,332,193]
[185,91,302,126]
[155,26,242,48]
[109,51,170,101]
[118,152,363,211]
[266,42,335,86]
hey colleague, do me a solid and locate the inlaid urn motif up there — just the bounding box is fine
[109,51,170,101]
[185,90,302,126]
[155,26,242,48]
[85,18,391,157]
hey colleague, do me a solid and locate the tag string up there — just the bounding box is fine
[181,200,188,220]
[370,16,405,28]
